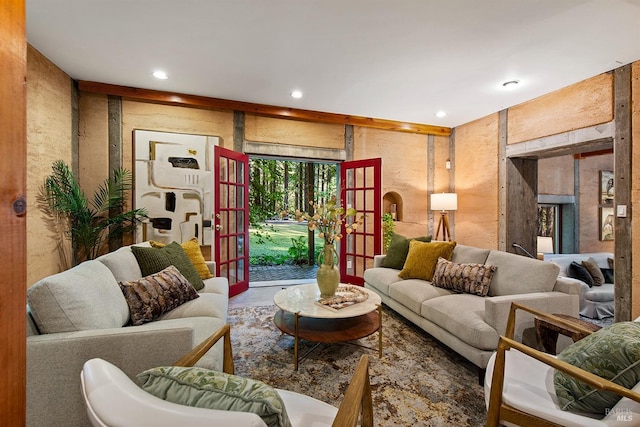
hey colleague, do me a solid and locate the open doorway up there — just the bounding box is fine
[248,157,338,286]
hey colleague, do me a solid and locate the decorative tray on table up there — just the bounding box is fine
[317,284,370,311]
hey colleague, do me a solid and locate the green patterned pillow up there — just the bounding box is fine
[138,366,292,427]
[131,242,205,291]
[380,233,432,270]
[554,322,640,414]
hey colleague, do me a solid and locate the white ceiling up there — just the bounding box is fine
[26,0,640,128]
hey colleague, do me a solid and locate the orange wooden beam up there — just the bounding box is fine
[78,81,451,136]
[573,148,614,159]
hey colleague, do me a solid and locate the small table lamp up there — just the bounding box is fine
[431,193,457,241]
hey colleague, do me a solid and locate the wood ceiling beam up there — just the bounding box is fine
[573,148,614,159]
[78,81,451,136]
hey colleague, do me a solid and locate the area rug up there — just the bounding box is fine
[228,305,486,426]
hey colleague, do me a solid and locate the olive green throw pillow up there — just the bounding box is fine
[554,322,640,414]
[131,242,205,291]
[138,366,292,427]
[398,240,456,281]
[381,233,432,270]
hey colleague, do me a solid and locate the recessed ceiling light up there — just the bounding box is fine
[502,80,519,88]
[290,90,303,99]
[435,111,447,118]
[153,70,168,80]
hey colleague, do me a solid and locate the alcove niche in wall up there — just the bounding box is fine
[383,191,402,221]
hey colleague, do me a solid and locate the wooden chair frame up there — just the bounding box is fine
[486,302,640,427]
[172,323,373,427]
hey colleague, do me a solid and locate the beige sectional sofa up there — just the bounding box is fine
[26,243,229,427]
[364,244,580,377]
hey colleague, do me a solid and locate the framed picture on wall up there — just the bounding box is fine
[600,206,614,241]
[599,170,614,206]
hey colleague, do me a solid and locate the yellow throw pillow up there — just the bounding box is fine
[399,240,457,281]
[150,238,214,280]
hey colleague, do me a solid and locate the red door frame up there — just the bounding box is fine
[339,158,382,285]
[214,146,250,297]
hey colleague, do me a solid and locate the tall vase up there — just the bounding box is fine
[317,243,340,298]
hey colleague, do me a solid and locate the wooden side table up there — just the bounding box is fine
[535,314,602,354]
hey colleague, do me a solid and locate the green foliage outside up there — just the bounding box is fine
[249,222,323,266]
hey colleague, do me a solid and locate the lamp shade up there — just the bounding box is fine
[537,236,554,254]
[431,193,457,211]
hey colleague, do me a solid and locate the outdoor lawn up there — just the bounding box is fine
[249,220,323,265]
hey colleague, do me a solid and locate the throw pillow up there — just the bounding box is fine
[608,257,614,269]
[554,322,640,414]
[119,265,199,326]
[581,258,604,286]
[380,233,432,270]
[601,268,614,284]
[138,366,292,427]
[567,261,594,287]
[132,242,205,291]
[432,257,497,297]
[150,238,214,280]
[398,240,456,281]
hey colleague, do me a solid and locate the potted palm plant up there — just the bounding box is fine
[42,160,147,266]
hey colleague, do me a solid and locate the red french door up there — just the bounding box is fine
[339,158,382,285]
[214,146,250,297]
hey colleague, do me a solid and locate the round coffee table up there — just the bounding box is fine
[273,283,382,370]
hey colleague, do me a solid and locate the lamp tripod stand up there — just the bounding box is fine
[435,211,451,241]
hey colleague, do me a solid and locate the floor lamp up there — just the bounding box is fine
[431,193,457,241]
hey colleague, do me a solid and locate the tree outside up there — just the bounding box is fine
[249,158,338,266]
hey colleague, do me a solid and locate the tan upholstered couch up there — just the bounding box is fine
[26,243,229,427]
[364,244,580,374]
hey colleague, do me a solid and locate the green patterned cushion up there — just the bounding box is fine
[380,233,432,270]
[138,366,292,427]
[432,257,497,296]
[554,322,640,414]
[131,242,205,291]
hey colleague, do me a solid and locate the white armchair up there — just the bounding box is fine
[485,303,640,426]
[81,324,373,427]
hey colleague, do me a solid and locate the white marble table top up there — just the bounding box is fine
[273,283,381,319]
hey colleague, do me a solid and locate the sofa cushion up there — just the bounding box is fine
[398,240,456,281]
[380,233,432,270]
[132,242,205,291]
[388,280,453,314]
[96,246,143,283]
[554,322,640,415]
[363,267,402,296]
[452,245,490,265]
[138,366,291,427]
[150,238,214,280]
[484,250,559,297]
[27,261,129,333]
[568,261,594,287]
[432,257,497,297]
[158,293,228,321]
[601,268,614,284]
[119,265,200,326]
[582,257,604,286]
[421,294,499,350]
[584,284,615,302]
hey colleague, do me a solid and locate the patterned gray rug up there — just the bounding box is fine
[228,305,486,426]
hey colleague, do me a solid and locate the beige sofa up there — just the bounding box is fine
[26,243,229,427]
[364,244,580,377]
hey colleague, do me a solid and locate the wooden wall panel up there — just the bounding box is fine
[508,73,613,144]
[631,61,640,318]
[26,45,73,282]
[245,114,344,149]
[78,92,109,206]
[538,155,574,195]
[0,1,26,424]
[454,114,500,248]
[354,127,428,237]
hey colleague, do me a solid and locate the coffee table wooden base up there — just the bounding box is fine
[274,305,382,370]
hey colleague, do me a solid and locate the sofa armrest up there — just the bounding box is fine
[485,292,579,342]
[553,276,589,313]
[206,260,217,276]
[373,255,386,268]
